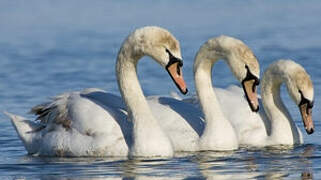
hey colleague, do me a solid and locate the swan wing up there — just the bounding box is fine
[7,89,130,156]
[148,96,205,151]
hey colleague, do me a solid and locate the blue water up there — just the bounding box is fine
[1,0,321,179]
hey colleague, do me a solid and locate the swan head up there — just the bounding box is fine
[129,26,187,94]
[280,60,314,134]
[209,36,260,112]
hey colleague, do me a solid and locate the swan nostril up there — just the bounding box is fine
[177,63,181,75]
[252,84,256,93]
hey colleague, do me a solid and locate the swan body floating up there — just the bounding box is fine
[5,26,188,157]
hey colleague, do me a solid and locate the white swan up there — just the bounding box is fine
[193,36,260,150]
[5,26,188,157]
[160,36,260,151]
[217,60,314,146]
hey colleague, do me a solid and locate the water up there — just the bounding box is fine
[1,0,321,179]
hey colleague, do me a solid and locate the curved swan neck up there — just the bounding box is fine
[116,34,173,157]
[194,45,224,124]
[116,44,152,122]
[194,42,238,149]
[261,68,300,144]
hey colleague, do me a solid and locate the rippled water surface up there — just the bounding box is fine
[1,0,321,179]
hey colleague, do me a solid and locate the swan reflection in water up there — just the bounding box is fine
[13,145,314,179]
[195,145,315,180]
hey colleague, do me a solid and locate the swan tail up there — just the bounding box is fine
[30,93,70,126]
[4,112,43,153]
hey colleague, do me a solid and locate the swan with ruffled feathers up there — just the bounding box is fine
[5,26,188,157]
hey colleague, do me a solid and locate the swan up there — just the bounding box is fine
[192,36,260,150]
[217,59,314,146]
[5,26,188,157]
[159,36,260,151]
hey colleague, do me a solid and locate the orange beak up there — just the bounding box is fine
[299,103,314,134]
[166,62,188,94]
[242,79,259,112]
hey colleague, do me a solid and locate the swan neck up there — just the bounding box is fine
[194,49,222,124]
[261,70,299,144]
[116,40,173,156]
[194,46,237,149]
[116,46,153,123]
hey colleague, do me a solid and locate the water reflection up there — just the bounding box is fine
[300,145,315,180]
[193,145,316,180]
[301,171,313,180]
[2,145,317,179]
[195,151,262,179]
